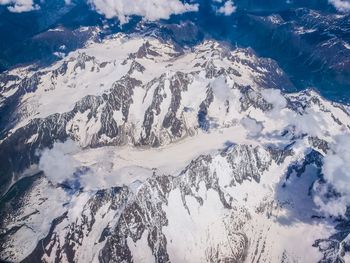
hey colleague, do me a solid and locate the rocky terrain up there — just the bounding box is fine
[1,32,350,262]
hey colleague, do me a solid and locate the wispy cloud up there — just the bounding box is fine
[216,0,236,16]
[240,116,264,137]
[313,134,350,217]
[38,140,80,185]
[329,0,350,12]
[0,0,39,12]
[87,0,199,24]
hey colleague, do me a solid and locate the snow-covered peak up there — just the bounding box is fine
[1,32,350,263]
[1,33,293,132]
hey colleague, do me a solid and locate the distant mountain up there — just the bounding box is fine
[0,1,349,101]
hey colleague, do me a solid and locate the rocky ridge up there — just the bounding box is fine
[1,33,350,262]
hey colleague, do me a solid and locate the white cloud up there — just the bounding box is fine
[313,134,350,217]
[290,109,328,137]
[38,140,80,185]
[217,0,236,16]
[252,89,330,138]
[211,76,231,101]
[87,0,199,24]
[0,0,39,12]
[260,88,287,112]
[240,116,263,137]
[329,0,350,12]
[260,88,287,118]
[38,140,125,191]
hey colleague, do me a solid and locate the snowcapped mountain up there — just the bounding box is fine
[1,31,350,262]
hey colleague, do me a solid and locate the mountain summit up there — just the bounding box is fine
[1,31,350,262]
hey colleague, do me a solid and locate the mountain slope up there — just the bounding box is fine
[1,32,350,262]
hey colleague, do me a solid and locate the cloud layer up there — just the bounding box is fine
[314,134,350,217]
[38,140,80,185]
[329,0,350,12]
[0,0,239,20]
[87,0,199,24]
[0,0,38,12]
[1,0,348,16]
[0,0,199,17]
[216,0,236,16]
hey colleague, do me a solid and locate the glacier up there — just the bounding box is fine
[0,32,350,262]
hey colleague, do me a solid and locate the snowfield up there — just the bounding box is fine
[1,32,350,263]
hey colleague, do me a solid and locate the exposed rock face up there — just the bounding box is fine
[1,34,350,263]
[0,35,297,195]
[225,145,271,184]
[1,144,273,262]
